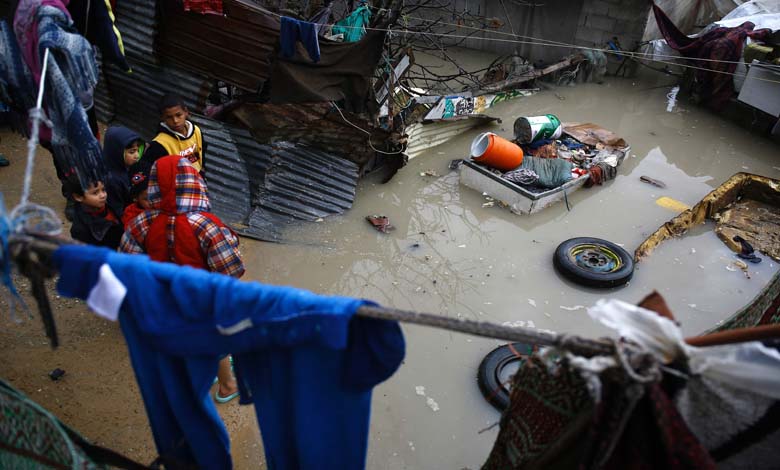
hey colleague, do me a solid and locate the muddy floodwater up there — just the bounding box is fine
[1,67,779,468]
[240,76,780,468]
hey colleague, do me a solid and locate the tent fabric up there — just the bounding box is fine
[268,30,386,112]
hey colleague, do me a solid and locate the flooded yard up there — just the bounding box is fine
[1,74,779,469]
[242,77,780,468]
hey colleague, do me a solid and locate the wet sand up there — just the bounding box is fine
[1,72,779,469]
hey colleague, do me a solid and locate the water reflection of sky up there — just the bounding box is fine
[240,78,780,470]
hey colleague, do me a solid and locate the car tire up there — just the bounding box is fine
[553,237,634,288]
[477,342,535,411]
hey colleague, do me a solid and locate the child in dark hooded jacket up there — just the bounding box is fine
[103,126,145,209]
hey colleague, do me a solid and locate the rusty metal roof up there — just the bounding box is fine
[193,118,359,241]
[156,0,280,91]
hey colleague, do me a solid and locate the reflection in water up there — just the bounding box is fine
[237,75,780,470]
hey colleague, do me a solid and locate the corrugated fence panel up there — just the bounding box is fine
[103,57,210,139]
[113,0,157,64]
[193,118,358,241]
[190,115,253,225]
[157,0,280,91]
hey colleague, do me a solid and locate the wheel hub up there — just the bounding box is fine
[570,244,622,273]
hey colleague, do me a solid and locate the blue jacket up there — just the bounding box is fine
[53,245,405,470]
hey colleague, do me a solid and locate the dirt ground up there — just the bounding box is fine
[0,130,263,467]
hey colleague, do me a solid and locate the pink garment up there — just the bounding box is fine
[13,0,71,84]
[183,0,224,15]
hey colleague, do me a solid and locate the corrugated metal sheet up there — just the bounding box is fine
[113,0,157,64]
[102,57,210,138]
[94,51,116,124]
[191,117,358,241]
[231,103,394,169]
[405,116,499,159]
[157,0,279,91]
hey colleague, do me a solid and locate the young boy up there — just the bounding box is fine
[120,155,243,402]
[143,93,206,173]
[66,175,124,250]
[104,126,146,208]
[121,160,151,228]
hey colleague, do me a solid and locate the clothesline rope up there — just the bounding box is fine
[270,10,780,85]
[19,48,50,208]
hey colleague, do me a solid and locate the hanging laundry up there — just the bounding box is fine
[183,0,224,16]
[331,4,371,43]
[280,16,321,63]
[0,20,37,136]
[269,29,386,112]
[308,3,333,36]
[652,4,773,110]
[13,0,105,188]
[53,244,405,470]
[67,0,131,72]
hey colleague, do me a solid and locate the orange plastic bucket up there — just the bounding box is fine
[470,132,524,171]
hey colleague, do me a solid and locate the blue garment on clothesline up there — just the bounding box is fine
[280,16,321,62]
[53,244,405,470]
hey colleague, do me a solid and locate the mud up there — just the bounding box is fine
[1,70,779,469]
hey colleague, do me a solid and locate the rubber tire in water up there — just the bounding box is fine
[477,343,534,411]
[553,237,634,288]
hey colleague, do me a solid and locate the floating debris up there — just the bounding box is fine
[482,201,495,208]
[366,215,394,233]
[415,386,426,396]
[656,196,690,212]
[559,305,586,311]
[420,170,440,177]
[426,397,440,412]
[449,159,464,170]
[640,175,666,188]
[527,299,536,307]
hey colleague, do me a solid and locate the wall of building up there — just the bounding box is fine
[422,0,651,66]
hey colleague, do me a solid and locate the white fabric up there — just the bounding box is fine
[86,264,127,321]
[588,299,780,400]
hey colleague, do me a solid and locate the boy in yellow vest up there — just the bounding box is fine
[143,93,206,173]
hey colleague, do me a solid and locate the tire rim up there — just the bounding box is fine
[569,243,622,273]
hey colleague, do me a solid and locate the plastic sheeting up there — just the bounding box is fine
[587,299,780,400]
[643,0,740,41]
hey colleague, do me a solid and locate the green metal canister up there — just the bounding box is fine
[513,114,562,144]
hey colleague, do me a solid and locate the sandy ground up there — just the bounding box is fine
[0,131,263,467]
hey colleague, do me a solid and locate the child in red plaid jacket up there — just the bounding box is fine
[120,154,244,400]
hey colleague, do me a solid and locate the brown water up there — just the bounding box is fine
[238,77,780,468]
[1,63,779,469]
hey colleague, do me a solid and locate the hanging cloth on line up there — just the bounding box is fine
[67,0,131,72]
[331,4,371,43]
[53,244,405,470]
[280,16,321,63]
[12,0,106,187]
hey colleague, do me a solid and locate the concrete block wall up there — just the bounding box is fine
[575,0,651,50]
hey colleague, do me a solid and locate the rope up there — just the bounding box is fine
[357,304,616,357]
[19,48,50,207]
[329,101,405,155]
[265,9,780,84]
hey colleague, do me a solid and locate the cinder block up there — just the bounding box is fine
[586,14,616,31]
[588,0,610,16]
[575,28,605,46]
